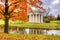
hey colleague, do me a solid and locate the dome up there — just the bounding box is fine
[31,7,45,14]
[31,7,39,13]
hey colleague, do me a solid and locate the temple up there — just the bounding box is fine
[28,0,45,23]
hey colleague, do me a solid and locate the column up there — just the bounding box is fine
[41,14,43,23]
[29,14,32,23]
[36,14,37,23]
[29,14,31,22]
[33,15,34,23]
[40,15,41,23]
[39,14,40,23]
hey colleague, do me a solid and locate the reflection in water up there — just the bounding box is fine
[25,29,60,35]
[25,29,29,34]
[45,30,60,35]
[9,28,60,35]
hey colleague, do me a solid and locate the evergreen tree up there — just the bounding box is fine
[57,14,60,20]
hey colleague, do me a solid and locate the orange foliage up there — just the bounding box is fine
[8,4,15,13]
[9,0,28,22]
[0,4,5,14]
[0,13,4,19]
[0,0,45,22]
[0,0,28,22]
[0,4,5,19]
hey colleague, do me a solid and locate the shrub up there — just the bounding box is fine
[44,17,50,23]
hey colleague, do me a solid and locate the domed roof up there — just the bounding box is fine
[31,7,39,13]
[31,7,45,13]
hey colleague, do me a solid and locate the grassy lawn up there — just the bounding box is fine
[0,20,60,29]
[11,20,60,29]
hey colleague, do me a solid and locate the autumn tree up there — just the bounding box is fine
[0,0,45,33]
[0,0,28,33]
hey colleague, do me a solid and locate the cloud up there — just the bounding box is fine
[51,0,60,5]
[41,0,60,17]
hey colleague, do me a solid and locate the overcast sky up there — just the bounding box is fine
[41,0,60,17]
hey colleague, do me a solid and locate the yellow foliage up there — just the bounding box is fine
[0,32,60,40]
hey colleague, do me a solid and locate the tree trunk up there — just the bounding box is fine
[4,0,9,33]
[4,16,9,33]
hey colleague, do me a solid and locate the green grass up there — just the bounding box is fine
[0,20,60,29]
[11,20,60,29]
[0,19,14,25]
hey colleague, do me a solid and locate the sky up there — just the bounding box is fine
[41,0,60,17]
